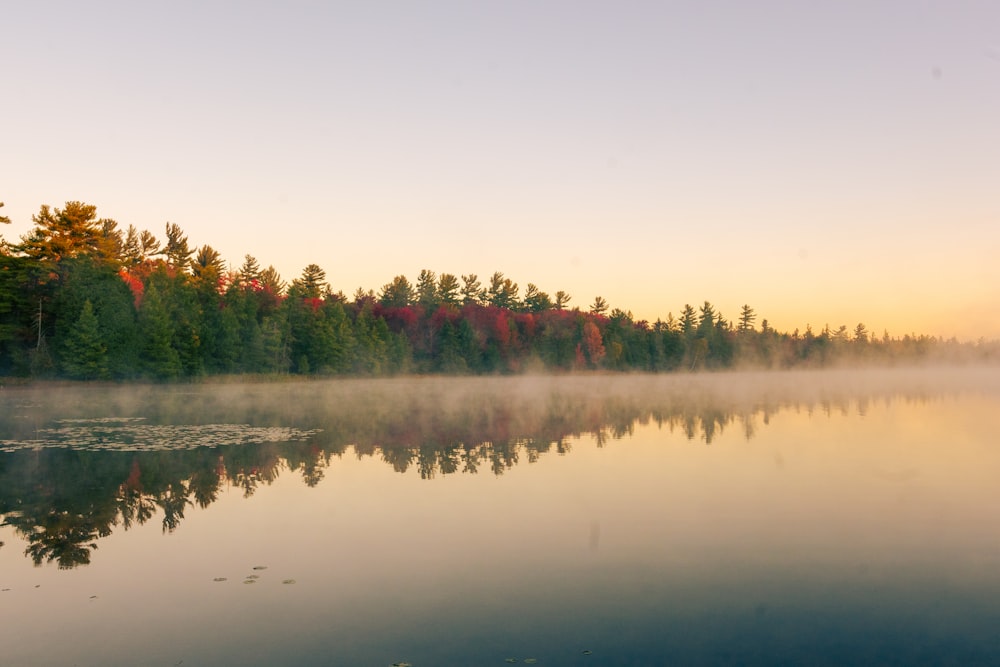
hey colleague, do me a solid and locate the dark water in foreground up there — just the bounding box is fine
[1,369,999,666]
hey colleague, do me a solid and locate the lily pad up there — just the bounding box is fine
[252,566,268,571]
[282,579,296,585]
[243,579,256,585]
[212,577,227,582]
[246,574,260,580]
[524,660,538,664]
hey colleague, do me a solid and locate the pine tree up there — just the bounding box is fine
[62,300,108,379]
[18,202,109,265]
[137,283,182,378]
[460,274,483,305]
[413,269,438,311]
[379,275,414,308]
[437,273,460,306]
[162,222,193,272]
[738,304,756,333]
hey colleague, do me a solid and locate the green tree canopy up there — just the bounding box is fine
[380,275,414,308]
[61,300,108,379]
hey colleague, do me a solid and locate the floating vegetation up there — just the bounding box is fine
[212,577,227,582]
[252,565,267,570]
[0,422,321,453]
[246,575,260,580]
[391,663,412,667]
[242,579,256,585]
[56,417,147,424]
[582,650,593,655]
[524,660,537,665]
[505,660,518,664]
[282,579,296,585]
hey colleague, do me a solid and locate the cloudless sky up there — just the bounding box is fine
[3,1,998,339]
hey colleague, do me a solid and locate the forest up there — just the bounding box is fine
[1,201,996,380]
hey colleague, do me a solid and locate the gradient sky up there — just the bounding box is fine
[2,1,998,339]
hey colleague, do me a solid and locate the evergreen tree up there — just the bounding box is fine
[554,290,571,310]
[18,202,117,267]
[523,284,552,312]
[258,265,286,296]
[738,304,756,333]
[437,273,460,306]
[292,264,327,299]
[238,254,261,286]
[379,275,414,308]
[590,296,609,316]
[137,283,182,379]
[487,272,519,310]
[416,269,439,310]
[62,300,108,379]
[460,274,483,305]
[697,301,717,337]
[191,245,225,288]
[680,304,697,338]
[54,257,138,378]
[162,222,193,272]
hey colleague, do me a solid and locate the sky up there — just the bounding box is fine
[2,1,998,340]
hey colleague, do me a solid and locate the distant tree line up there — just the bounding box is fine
[1,201,996,380]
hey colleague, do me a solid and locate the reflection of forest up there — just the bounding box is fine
[0,371,988,568]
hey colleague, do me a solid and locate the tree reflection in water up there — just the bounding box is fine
[0,370,990,568]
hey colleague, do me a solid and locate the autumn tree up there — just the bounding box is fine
[580,320,606,368]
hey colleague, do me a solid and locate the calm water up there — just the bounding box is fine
[1,368,999,666]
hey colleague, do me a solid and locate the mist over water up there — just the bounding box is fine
[2,367,999,665]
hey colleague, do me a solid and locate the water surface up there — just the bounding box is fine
[1,368,999,665]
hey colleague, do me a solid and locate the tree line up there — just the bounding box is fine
[0,201,995,379]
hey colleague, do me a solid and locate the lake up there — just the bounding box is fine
[2,368,999,666]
